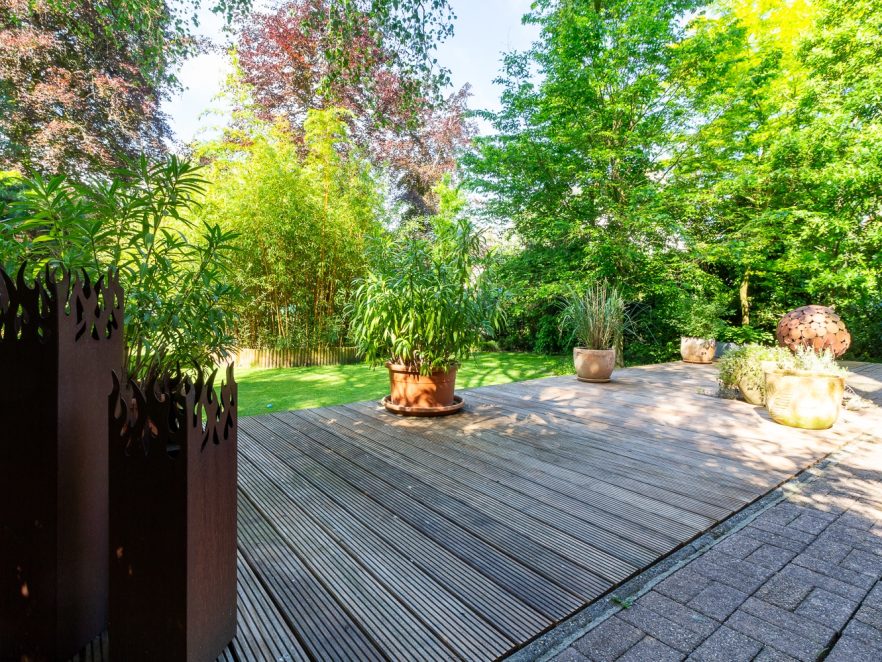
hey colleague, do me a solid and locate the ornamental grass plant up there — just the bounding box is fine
[559,281,628,351]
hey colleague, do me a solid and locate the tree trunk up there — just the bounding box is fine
[740,272,750,326]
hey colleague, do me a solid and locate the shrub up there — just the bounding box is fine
[560,281,628,351]
[347,205,503,375]
[718,344,795,401]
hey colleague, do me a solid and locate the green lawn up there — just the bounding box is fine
[235,352,567,417]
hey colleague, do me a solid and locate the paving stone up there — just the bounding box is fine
[745,544,796,572]
[749,519,816,546]
[752,647,799,662]
[740,597,835,644]
[843,618,882,649]
[655,567,713,604]
[855,604,882,630]
[754,506,801,528]
[792,553,877,589]
[617,603,707,654]
[573,616,643,662]
[553,647,592,662]
[686,625,762,662]
[841,548,882,578]
[788,513,833,536]
[689,551,772,594]
[826,524,882,556]
[725,610,825,662]
[754,574,814,611]
[801,536,852,564]
[794,587,858,631]
[864,582,882,609]
[743,526,808,554]
[838,510,877,531]
[617,636,684,662]
[712,534,764,561]
[639,592,718,636]
[825,635,882,662]
[687,582,749,621]
[778,564,868,601]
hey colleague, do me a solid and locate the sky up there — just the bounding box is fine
[163,0,541,144]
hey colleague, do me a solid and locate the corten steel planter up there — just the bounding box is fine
[680,336,716,364]
[384,362,464,416]
[0,266,123,660]
[573,347,616,383]
[764,369,845,430]
[109,366,238,661]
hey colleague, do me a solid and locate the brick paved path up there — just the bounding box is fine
[550,438,882,662]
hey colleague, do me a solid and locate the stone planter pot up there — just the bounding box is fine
[681,337,716,364]
[108,367,238,661]
[573,347,616,383]
[0,268,123,660]
[764,369,845,430]
[737,361,778,406]
[383,362,464,416]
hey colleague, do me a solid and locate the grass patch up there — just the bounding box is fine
[235,352,569,417]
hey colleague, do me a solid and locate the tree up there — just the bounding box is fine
[465,0,705,357]
[196,109,384,348]
[236,0,470,215]
[0,0,252,173]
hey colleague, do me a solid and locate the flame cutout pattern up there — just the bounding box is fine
[110,365,237,459]
[0,265,123,344]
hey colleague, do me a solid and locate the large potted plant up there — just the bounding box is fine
[560,281,627,383]
[717,344,794,405]
[678,299,726,364]
[764,347,847,430]
[348,211,501,416]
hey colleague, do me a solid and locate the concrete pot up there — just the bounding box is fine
[573,348,616,383]
[681,337,716,364]
[764,369,845,430]
[738,360,778,406]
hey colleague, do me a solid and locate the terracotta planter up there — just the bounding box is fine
[764,369,845,430]
[573,347,616,383]
[385,362,463,415]
[681,337,716,364]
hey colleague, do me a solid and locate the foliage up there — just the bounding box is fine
[719,325,775,346]
[674,296,727,339]
[718,344,795,399]
[347,184,503,374]
[196,108,383,350]
[236,0,472,215]
[560,281,628,351]
[789,346,847,376]
[0,0,251,173]
[0,156,239,376]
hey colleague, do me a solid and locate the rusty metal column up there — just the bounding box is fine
[0,267,124,660]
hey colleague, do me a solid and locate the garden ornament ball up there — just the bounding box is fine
[776,305,851,357]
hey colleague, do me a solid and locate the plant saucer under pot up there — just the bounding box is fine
[383,362,465,416]
[573,347,616,383]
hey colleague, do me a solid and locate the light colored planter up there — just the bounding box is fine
[573,347,616,383]
[681,337,716,364]
[764,369,845,430]
[737,360,778,406]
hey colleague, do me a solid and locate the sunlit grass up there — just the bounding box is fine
[236,352,568,417]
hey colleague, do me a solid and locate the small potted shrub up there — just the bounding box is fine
[348,213,501,416]
[764,347,847,430]
[718,344,794,405]
[678,299,725,364]
[560,281,627,383]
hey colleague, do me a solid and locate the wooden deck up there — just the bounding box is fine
[76,361,882,661]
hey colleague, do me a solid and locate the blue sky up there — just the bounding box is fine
[163,0,540,143]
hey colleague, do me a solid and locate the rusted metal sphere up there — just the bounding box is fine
[776,305,851,357]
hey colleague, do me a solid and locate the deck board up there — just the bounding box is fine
[73,361,881,661]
